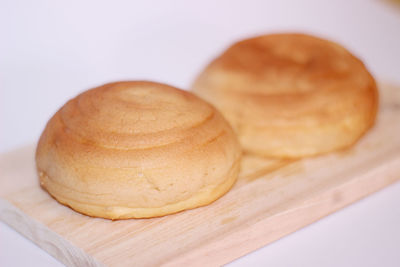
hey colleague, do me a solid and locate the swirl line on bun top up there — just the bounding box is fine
[36,81,241,219]
[192,33,378,158]
[60,81,214,150]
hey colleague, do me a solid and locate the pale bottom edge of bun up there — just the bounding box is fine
[242,110,378,159]
[38,160,240,220]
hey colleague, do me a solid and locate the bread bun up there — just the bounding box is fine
[36,81,241,219]
[192,33,378,158]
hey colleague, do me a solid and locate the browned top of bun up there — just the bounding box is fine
[211,33,373,95]
[60,81,214,151]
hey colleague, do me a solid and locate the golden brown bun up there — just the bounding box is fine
[36,81,241,219]
[192,33,378,158]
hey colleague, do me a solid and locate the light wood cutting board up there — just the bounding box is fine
[1,84,400,267]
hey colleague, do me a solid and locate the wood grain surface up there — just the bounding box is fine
[1,84,399,267]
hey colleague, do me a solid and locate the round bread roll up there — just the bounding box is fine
[36,81,241,219]
[192,33,378,158]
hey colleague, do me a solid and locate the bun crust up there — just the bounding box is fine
[192,33,378,158]
[36,81,241,219]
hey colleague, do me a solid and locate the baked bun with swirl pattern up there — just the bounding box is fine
[36,81,241,219]
[192,33,378,158]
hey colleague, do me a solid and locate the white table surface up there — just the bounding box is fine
[1,0,400,266]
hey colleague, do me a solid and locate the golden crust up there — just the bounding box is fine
[192,33,378,158]
[36,81,241,219]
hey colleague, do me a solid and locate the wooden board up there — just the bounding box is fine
[1,84,400,267]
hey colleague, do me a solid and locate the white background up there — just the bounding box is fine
[1,0,400,266]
